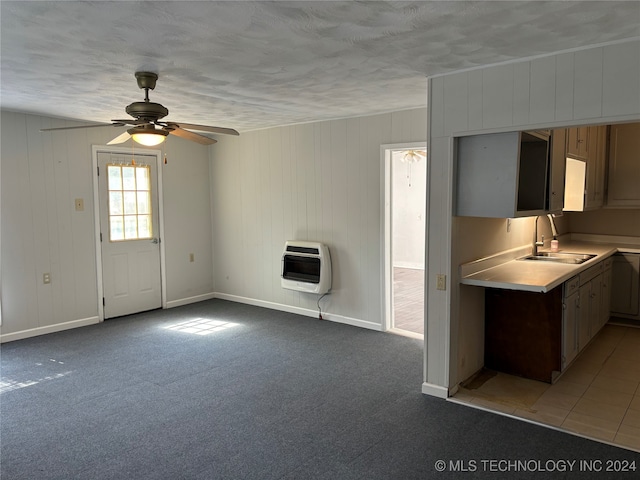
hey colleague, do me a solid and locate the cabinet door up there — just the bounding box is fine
[588,275,602,339]
[549,129,566,212]
[563,291,579,369]
[567,127,590,160]
[607,123,640,207]
[578,283,591,351]
[585,126,606,209]
[456,131,549,218]
[611,254,640,316]
[601,267,612,329]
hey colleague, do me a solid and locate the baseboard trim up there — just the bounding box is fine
[422,382,450,399]
[0,316,100,343]
[213,293,383,332]
[165,292,216,309]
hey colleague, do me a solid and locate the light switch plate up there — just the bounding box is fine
[75,198,84,211]
[43,273,51,284]
[436,274,446,291]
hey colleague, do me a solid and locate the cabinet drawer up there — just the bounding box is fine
[580,262,603,285]
[564,276,580,298]
[603,257,613,270]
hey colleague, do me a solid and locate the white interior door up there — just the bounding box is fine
[97,151,162,319]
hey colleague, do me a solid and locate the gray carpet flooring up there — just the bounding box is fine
[2,299,639,479]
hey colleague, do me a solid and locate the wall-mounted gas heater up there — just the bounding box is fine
[281,241,331,294]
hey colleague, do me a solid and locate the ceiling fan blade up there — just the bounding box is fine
[169,127,217,145]
[107,131,132,145]
[165,122,239,136]
[111,119,147,126]
[40,123,123,132]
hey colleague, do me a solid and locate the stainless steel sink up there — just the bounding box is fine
[518,252,597,264]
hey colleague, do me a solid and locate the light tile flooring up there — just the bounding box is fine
[393,267,424,335]
[453,323,640,452]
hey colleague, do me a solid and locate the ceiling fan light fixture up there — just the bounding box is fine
[401,150,425,163]
[127,126,169,146]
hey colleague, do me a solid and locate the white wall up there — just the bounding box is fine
[210,108,427,329]
[426,39,640,395]
[392,151,426,269]
[0,111,214,340]
[568,209,640,237]
[162,139,214,304]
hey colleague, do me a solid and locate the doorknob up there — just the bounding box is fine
[151,238,159,244]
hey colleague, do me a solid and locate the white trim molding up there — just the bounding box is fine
[0,316,100,343]
[214,293,383,331]
[421,382,450,399]
[166,292,217,309]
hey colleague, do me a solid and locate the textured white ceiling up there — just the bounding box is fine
[1,1,639,133]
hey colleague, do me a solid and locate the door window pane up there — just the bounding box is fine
[123,191,137,215]
[109,191,123,215]
[138,215,152,238]
[110,216,124,241]
[124,215,138,239]
[108,166,122,190]
[137,191,150,214]
[107,164,153,242]
[122,167,136,190]
[136,167,150,190]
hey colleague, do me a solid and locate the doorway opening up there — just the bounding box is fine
[382,143,427,339]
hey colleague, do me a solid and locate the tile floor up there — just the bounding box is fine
[453,323,640,452]
[393,267,424,335]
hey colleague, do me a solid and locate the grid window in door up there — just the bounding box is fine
[107,164,153,241]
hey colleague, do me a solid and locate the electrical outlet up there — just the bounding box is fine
[75,198,84,211]
[436,274,446,291]
[43,273,51,284]
[189,253,194,263]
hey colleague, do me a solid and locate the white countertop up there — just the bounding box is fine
[460,239,640,293]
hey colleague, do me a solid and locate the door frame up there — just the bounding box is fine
[380,142,427,335]
[91,145,167,321]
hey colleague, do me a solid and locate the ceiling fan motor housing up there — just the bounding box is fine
[126,101,169,120]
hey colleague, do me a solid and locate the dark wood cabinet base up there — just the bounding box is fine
[485,287,562,383]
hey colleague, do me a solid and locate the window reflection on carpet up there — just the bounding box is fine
[163,318,239,335]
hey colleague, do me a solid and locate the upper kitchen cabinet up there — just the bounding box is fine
[607,122,640,207]
[456,130,550,218]
[566,127,590,160]
[563,125,608,211]
[585,125,608,209]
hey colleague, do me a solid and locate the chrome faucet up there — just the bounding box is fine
[532,214,559,256]
[532,216,544,256]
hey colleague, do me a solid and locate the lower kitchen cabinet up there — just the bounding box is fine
[580,262,603,351]
[485,258,611,383]
[485,288,563,383]
[601,259,613,328]
[611,253,640,319]
[562,279,579,369]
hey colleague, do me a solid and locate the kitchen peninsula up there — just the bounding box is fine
[460,236,640,383]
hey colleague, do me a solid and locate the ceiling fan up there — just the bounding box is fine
[40,72,239,146]
[400,150,426,163]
